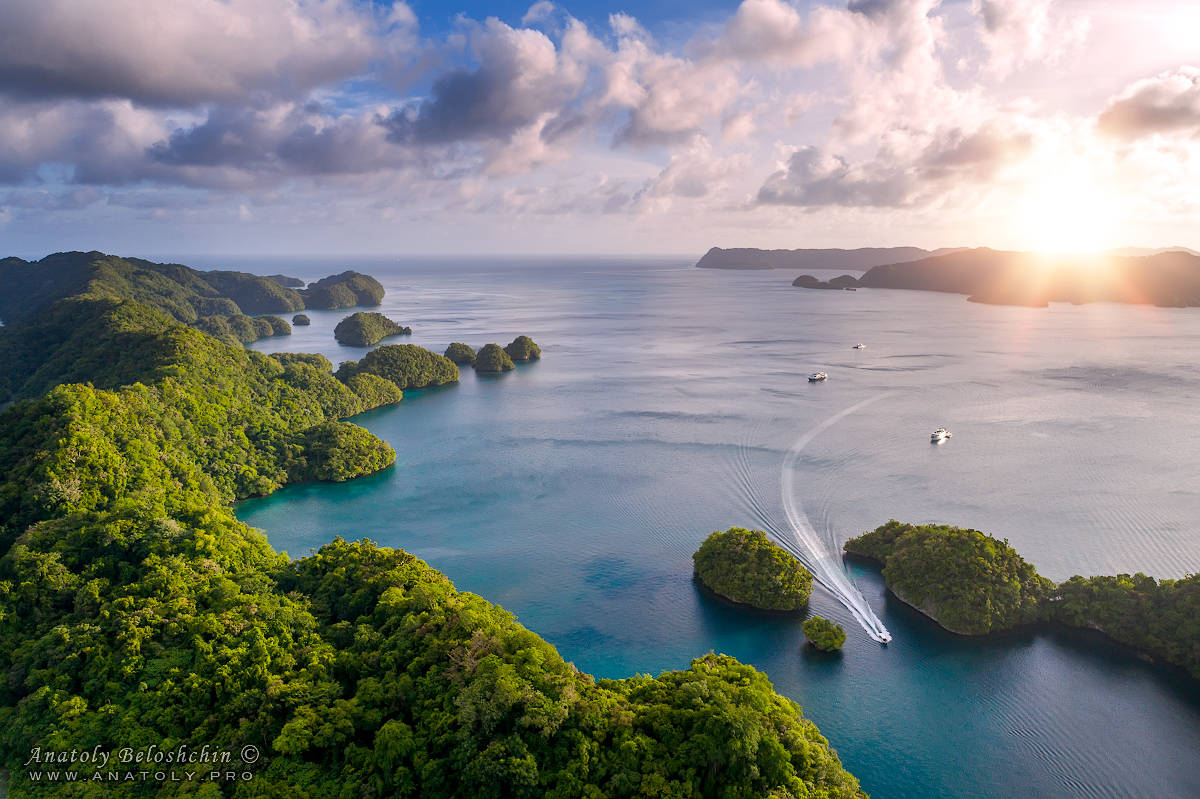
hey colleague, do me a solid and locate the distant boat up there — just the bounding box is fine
[930,428,952,443]
[852,343,866,349]
[878,630,892,644]
[808,372,828,382]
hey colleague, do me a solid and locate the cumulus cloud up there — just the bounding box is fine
[1098,66,1200,140]
[382,18,594,145]
[0,0,378,107]
[758,122,1034,207]
[972,0,1089,76]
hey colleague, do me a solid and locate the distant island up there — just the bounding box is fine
[693,527,814,611]
[788,247,1200,308]
[473,342,516,372]
[333,311,411,347]
[846,520,1200,678]
[696,246,959,271]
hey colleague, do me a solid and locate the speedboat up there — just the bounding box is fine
[852,343,866,349]
[808,372,828,382]
[930,428,952,442]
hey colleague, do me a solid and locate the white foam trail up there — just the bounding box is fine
[778,395,893,643]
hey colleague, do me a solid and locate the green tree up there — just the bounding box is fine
[803,616,847,651]
[693,528,814,610]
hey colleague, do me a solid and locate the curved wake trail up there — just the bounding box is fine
[777,395,893,643]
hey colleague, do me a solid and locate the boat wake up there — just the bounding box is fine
[730,396,893,643]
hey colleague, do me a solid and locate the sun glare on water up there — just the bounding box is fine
[1017,172,1122,255]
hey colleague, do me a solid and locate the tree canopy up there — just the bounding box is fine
[474,343,515,372]
[504,335,541,361]
[803,616,847,651]
[336,344,459,389]
[334,312,411,347]
[693,527,814,611]
[444,342,477,364]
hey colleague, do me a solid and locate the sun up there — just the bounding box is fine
[1016,170,1122,254]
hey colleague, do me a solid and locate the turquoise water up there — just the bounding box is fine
[233,257,1200,798]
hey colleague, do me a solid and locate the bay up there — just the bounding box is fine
[225,256,1200,799]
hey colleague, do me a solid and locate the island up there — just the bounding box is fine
[333,311,411,347]
[300,270,385,309]
[847,520,1200,678]
[792,274,860,290]
[292,313,311,325]
[504,335,542,361]
[444,342,476,364]
[473,342,516,372]
[335,343,460,389]
[696,246,952,270]
[0,252,867,798]
[803,616,847,651]
[849,247,1200,308]
[0,251,397,347]
[693,527,814,610]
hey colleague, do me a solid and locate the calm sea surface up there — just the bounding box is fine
[218,256,1200,799]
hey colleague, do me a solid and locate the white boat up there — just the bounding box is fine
[930,427,952,442]
[852,343,866,349]
[808,372,828,382]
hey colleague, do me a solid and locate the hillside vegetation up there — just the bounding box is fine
[847,521,1200,676]
[333,311,411,347]
[693,528,814,611]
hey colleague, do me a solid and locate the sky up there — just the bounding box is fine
[1,0,1198,257]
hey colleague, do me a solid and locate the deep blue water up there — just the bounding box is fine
[224,256,1200,799]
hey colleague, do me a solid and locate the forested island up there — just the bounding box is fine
[474,342,516,372]
[693,527,814,610]
[846,521,1200,677]
[0,252,865,797]
[333,311,411,347]
[696,246,950,270]
[0,252,386,350]
[789,247,1200,308]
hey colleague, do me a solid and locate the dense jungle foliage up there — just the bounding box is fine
[473,343,515,372]
[293,314,311,325]
[300,271,385,309]
[844,521,1052,635]
[443,342,476,364]
[846,521,1200,675]
[802,617,847,652]
[335,344,459,389]
[693,528,814,611]
[333,312,411,347]
[0,254,867,797]
[504,336,541,361]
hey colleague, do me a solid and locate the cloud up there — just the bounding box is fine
[972,0,1090,76]
[0,0,377,107]
[1098,66,1200,140]
[382,17,599,146]
[757,121,1034,207]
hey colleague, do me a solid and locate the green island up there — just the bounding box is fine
[846,520,1200,677]
[693,527,814,611]
[504,335,542,361]
[333,311,412,347]
[474,342,516,372]
[300,270,385,309]
[293,313,311,326]
[444,342,477,364]
[336,343,460,389]
[803,617,847,652]
[0,253,866,797]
